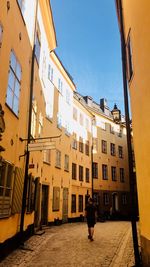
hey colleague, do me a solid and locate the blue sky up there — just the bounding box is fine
[50,0,124,114]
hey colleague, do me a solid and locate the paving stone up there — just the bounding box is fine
[0,221,136,267]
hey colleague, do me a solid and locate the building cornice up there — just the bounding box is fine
[39,0,57,51]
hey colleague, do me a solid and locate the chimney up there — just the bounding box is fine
[83,96,93,107]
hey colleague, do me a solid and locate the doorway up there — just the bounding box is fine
[112,193,119,213]
[41,185,49,225]
[62,188,68,223]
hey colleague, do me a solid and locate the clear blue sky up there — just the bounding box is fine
[50,0,124,114]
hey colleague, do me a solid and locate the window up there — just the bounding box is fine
[100,121,106,130]
[102,140,107,154]
[110,125,114,134]
[79,137,84,153]
[93,138,98,153]
[64,154,69,171]
[31,99,37,138]
[35,28,41,64]
[85,118,89,130]
[118,129,122,138]
[0,161,14,218]
[53,187,60,211]
[57,113,62,129]
[0,23,3,48]
[43,150,51,164]
[66,89,71,105]
[48,64,53,82]
[55,150,61,168]
[111,166,117,181]
[86,168,90,183]
[103,193,109,205]
[118,146,123,158]
[72,163,77,180]
[65,121,70,136]
[41,51,46,86]
[78,195,83,212]
[79,166,83,181]
[126,32,133,81]
[6,50,21,116]
[58,78,63,94]
[72,138,77,150]
[122,194,127,205]
[102,164,108,180]
[110,143,116,156]
[71,194,76,213]
[17,0,25,15]
[73,107,77,121]
[79,113,83,126]
[26,174,35,213]
[120,168,125,182]
[38,112,43,137]
[85,141,89,156]
[93,162,98,178]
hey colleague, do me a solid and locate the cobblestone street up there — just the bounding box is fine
[0,221,135,267]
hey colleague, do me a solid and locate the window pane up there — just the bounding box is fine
[6,165,13,187]
[13,95,19,115]
[8,70,15,91]
[6,87,13,108]
[10,51,17,71]
[0,163,6,186]
[14,80,20,98]
[16,63,21,81]
[0,188,4,196]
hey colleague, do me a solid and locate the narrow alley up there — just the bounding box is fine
[0,221,135,267]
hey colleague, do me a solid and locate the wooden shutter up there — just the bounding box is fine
[53,187,60,211]
[12,167,24,214]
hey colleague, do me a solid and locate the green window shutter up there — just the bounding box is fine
[53,187,60,211]
[12,167,24,214]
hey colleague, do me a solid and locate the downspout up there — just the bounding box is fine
[91,117,95,198]
[116,0,142,266]
[20,0,39,237]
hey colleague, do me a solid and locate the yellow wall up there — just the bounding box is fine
[0,1,33,243]
[122,0,150,240]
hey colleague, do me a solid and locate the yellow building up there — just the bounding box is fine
[80,95,130,219]
[116,0,150,265]
[70,92,93,221]
[0,0,56,256]
[0,0,33,251]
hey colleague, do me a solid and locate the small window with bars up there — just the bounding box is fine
[102,164,108,180]
[93,162,98,179]
[79,165,83,181]
[0,161,14,218]
[78,195,83,212]
[71,194,76,213]
[110,143,116,156]
[102,140,107,154]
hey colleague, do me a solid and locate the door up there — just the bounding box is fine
[62,188,68,223]
[112,193,119,212]
[34,177,40,228]
[41,185,49,225]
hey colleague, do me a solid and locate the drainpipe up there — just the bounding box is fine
[91,117,95,199]
[91,143,94,198]
[20,0,39,237]
[116,0,141,266]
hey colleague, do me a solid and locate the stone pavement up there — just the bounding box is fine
[0,221,135,267]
